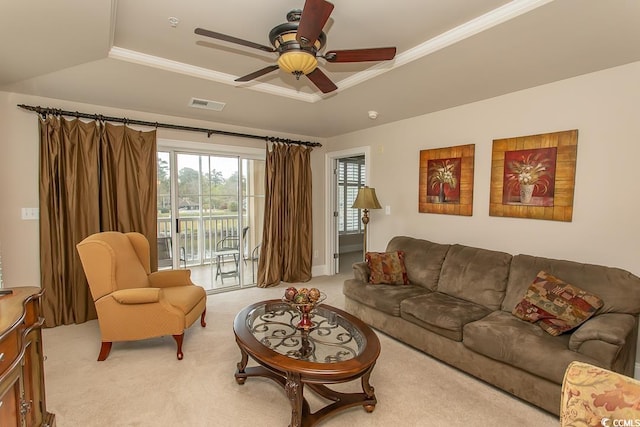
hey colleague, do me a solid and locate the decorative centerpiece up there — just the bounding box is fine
[282,287,326,330]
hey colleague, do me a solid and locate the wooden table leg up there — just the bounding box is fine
[233,356,377,426]
[361,364,377,412]
[235,347,249,385]
[285,372,304,427]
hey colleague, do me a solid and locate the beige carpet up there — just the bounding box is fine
[42,273,558,426]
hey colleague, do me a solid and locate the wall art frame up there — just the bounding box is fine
[489,129,578,221]
[419,144,474,216]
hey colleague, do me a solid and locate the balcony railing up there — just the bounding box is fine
[158,215,243,266]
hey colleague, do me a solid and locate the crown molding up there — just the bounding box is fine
[109,0,553,102]
[108,47,321,103]
[335,0,554,93]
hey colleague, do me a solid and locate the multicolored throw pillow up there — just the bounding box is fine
[512,271,603,336]
[365,251,409,285]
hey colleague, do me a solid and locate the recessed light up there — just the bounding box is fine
[368,110,378,120]
[168,17,179,28]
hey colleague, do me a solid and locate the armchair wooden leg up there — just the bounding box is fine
[98,342,112,361]
[201,308,207,327]
[173,334,184,360]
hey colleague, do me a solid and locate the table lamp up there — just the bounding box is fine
[352,186,382,260]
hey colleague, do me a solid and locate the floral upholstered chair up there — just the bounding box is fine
[560,361,640,426]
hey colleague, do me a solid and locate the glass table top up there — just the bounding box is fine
[245,301,367,363]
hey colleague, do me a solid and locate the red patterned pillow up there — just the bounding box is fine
[365,251,409,285]
[512,271,603,336]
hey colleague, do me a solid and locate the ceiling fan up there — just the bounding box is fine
[194,0,397,94]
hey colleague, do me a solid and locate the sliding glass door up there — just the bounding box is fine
[157,148,264,293]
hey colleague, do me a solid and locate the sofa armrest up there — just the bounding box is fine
[569,313,635,351]
[111,288,161,304]
[352,261,370,283]
[148,269,194,288]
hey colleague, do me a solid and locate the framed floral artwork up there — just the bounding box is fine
[419,144,474,215]
[489,129,578,221]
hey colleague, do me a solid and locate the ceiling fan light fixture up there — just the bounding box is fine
[195,2,396,93]
[277,50,318,78]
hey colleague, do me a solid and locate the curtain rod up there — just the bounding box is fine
[17,104,322,148]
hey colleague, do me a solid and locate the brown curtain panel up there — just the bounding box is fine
[101,123,158,268]
[257,143,313,287]
[39,117,156,327]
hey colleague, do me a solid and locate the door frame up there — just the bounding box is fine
[157,138,264,291]
[324,146,372,276]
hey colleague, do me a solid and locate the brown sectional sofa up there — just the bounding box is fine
[343,236,640,415]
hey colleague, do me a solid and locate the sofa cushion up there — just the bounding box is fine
[463,311,601,384]
[386,236,450,290]
[352,262,369,283]
[365,251,409,285]
[437,244,512,310]
[343,279,431,317]
[512,271,603,336]
[502,255,640,315]
[401,292,491,341]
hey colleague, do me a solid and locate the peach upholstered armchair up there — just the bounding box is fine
[76,231,207,361]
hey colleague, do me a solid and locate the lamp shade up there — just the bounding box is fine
[352,186,382,210]
[277,51,318,75]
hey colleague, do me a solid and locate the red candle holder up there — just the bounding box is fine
[297,304,314,330]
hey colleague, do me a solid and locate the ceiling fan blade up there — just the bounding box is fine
[235,65,280,82]
[306,68,337,93]
[324,47,397,63]
[195,28,276,53]
[296,0,334,47]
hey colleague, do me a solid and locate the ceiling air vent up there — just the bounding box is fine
[188,97,226,112]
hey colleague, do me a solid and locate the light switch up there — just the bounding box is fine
[385,205,391,215]
[21,207,39,220]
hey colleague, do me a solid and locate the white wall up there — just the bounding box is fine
[326,61,640,278]
[0,92,326,286]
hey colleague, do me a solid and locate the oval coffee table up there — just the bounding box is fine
[233,299,381,427]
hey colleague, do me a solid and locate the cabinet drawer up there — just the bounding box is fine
[0,369,20,427]
[0,330,19,376]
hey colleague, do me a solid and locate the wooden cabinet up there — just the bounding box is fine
[0,287,56,427]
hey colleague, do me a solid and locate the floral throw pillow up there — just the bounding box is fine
[512,271,603,336]
[513,271,603,336]
[365,251,409,285]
